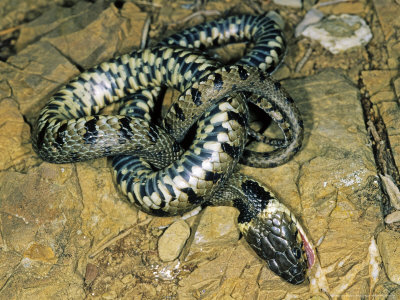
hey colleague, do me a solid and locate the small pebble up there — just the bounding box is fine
[385,210,400,224]
[158,219,190,262]
[380,174,400,210]
[273,0,302,8]
[85,263,99,285]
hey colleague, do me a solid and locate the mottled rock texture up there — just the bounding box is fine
[0,0,399,299]
[377,230,400,285]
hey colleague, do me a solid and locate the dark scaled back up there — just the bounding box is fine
[243,208,307,284]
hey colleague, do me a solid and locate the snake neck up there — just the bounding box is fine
[210,173,314,284]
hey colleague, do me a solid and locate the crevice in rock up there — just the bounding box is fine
[48,41,85,72]
[113,0,125,10]
[358,75,400,218]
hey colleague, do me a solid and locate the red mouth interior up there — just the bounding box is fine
[300,232,315,268]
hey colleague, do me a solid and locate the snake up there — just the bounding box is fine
[32,14,314,284]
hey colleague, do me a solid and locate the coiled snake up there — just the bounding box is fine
[32,14,315,284]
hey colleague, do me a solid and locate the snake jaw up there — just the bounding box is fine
[297,223,315,269]
[239,199,314,285]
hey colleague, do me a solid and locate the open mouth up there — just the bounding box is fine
[299,231,315,269]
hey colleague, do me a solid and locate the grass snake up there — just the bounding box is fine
[32,14,315,284]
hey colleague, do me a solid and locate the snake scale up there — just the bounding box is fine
[32,14,314,284]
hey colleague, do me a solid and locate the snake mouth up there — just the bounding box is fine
[265,199,316,271]
[295,219,315,269]
[299,230,315,269]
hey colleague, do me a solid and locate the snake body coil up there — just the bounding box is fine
[32,14,314,284]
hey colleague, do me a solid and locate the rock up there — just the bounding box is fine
[361,70,397,104]
[394,77,400,99]
[318,1,366,15]
[23,243,57,263]
[375,101,400,171]
[374,281,400,300]
[237,70,382,297]
[191,206,240,248]
[7,0,146,122]
[369,236,381,291]
[302,14,373,54]
[0,163,86,298]
[372,0,400,41]
[1,43,79,124]
[179,240,309,299]
[377,230,400,285]
[0,98,36,171]
[295,8,324,37]
[388,288,400,300]
[180,206,240,264]
[76,162,138,244]
[361,70,400,171]
[372,0,400,70]
[15,1,146,69]
[84,263,99,285]
[158,219,190,262]
[0,0,67,30]
[385,210,400,224]
[273,0,302,8]
[379,174,400,210]
[101,290,117,299]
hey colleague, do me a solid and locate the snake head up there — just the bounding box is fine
[239,199,315,284]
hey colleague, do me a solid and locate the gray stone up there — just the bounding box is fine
[302,14,373,54]
[295,8,324,37]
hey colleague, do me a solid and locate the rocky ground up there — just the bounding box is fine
[1,0,400,299]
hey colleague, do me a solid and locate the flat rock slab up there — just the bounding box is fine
[0,1,394,299]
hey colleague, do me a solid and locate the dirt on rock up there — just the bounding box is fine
[1,0,400,299]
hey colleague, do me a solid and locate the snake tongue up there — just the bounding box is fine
[300,231,315,268]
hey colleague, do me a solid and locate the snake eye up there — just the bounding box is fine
[292,247,302,260]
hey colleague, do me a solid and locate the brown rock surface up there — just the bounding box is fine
[362,70,400,172]
[0,98,36,171]
[372,0,400,41]
[15,1,146,69]
[0,0,68,30]
[377,230,400,285]
[0,0,399,299]
[1,42,78,123]
[0,163,86,298]
[373,0,400,70]
[158,219,191,262]
[190,206,240,248]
